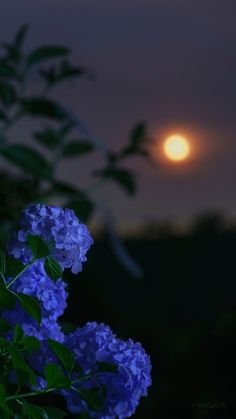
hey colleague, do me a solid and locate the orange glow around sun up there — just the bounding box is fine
[163,134,190,162]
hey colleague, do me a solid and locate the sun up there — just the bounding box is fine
[163,134,190,162]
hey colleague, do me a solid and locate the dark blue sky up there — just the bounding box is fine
[1,0,236,227]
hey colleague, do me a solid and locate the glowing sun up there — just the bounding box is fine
[163,134,190,162]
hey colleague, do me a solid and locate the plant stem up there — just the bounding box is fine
[6,387,55,401]
[0,272,6,285]
[5,374,93,402]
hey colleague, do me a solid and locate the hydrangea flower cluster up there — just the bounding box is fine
[4,204,93,341]
[8,204,94,274]
[3,204,151,418]
[64,322,152,418]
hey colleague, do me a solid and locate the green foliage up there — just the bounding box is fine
[6,341,37,386]
[0,81,16,107]
[13,323,24,343]
[67,196,94,223]
[39,60,87,87]
[130,122,147,148]
[0,384,13,416]
[14,292,41,325]
[34,127,62,149]
[42,406,68,419]
[21,98,66,121]
[0,250,6,277]
[44,363,71,389]
[0,324,72,417]
[48,338,75,374]
[20,335,41,354]
[1,144,52,179]
[0,256,42,322]
[0,60,17,78]
[62,141,94,157]
[5,256,24,279]
[27,235,50,259]
[13,24,28,50]
[0,109,7,121]
[26,46,70,67]
[12,325,40,353]
[2,24,28,66]
[22,402,50,419]
[0,319,11,333]
[96,167,136,195]
[44,257,62,281]
[0,283,15,309]
[0,26,151,242]
[74,387,104,412]
[21,403,67,419]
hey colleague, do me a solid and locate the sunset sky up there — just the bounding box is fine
[1,0,236,227]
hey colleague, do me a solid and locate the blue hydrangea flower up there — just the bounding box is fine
[3,260,67,342]
[3,307,64,342]
[8,204,94,274]
[10,260,68,320]
[63,322,152,418]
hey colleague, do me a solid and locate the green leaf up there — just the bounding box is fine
[23,402,49,419]
[0,250,6,277]
[44,363,71,389]
[119,122,149,159]
[14,24,28,50]
[130,122,146,146]
[43,406,68,418]
[96,361,118,374]
[2,25,28,65]
[48,338,75,373]
[27,235,50,259]
[2,25,27,66]
[67,196,94,223]
[13,324,24,344]
[44,257,62,281]
[15,292,41,325]
[0,59,17,78]
[0,134,7,149]
[7,343,37,386]
[62,141,94,157]
[34,128,61,149]
[34,123,72,150]
[75,387,104,412]
[21,335,41,353]
[2,42,21,65]
[26,46,70,67]
[1,144,51,179]
[5,256,24,279]
[78,413,91,419]
[0,384,13,416]
[21,97,66,120]
[0,319,11,333]
[0,82,16,107]
[0,109,7,121]
[39,61,89,87]
[0,283,15,309]
[51,181,78,196]
[97,168,136,195]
